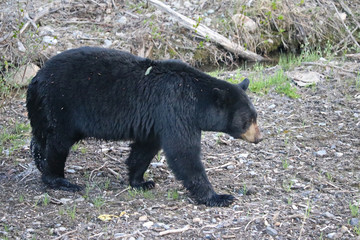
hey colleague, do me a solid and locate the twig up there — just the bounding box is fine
[0,33,12,43]
[20,5,61,35]
[103,152,118,161]
[244,215,267,231]
[111,0,118,10]
[301,62,359,75]
[337,0,360,30]
[159,225,191,236]
[331,2,360,49]
[89,162,107,180]
[115,187,130,197]
[107,167,120,177]
[52,229,77,240]
[205,162,235,172]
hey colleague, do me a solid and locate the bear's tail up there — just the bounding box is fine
[26,76,47,173]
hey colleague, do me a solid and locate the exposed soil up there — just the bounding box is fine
[0,58,359,239]
[1,0,360,239]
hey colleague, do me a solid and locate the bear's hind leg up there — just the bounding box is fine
[42,136,82,192]
[126,140,160,190]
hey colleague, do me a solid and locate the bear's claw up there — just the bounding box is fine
[42,175,83,192]
[205,194,235,207]
[131,180,155,191]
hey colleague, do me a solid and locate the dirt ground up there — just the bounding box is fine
[1,0,360,239]
[0,58,359,239]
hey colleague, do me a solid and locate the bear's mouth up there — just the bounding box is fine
[240,122,263,144]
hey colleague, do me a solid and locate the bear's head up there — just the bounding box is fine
[209,78,263,144]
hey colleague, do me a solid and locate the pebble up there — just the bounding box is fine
[57,227,67,232]
[327,232,342,239]
[60,198,73,204]
[128,237,135,240]
[139,215,148,221]
[226,165,235,170]
[42,36,58,45]
[143,221,153,228]
[334,152,343,157]
[66,169,76,173]
[266,226,278,236]
[350,218,359,226]
[150,162,164,168]
[114,233,126,239]
[324,211,335,219]
[315,150,327,157]
[193,217,202,223]
[17,40,26,52]
[117,16,127,24]
[103,39,112,48]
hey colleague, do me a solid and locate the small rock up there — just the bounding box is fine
[327,232,342,239]
[193,217,202,223]
[117,16,127,24]
[287,71,323,87]
[57,227,67,232]
[266,226,278,236]
[211,218,217,223]
[8,63,40,87]
[139,215,148,222]
[232,13,257,33]
[207,9,215,14]
[66,169,76,173]
[17,40,26,52]
[75,197,85,202]
[184,1,192,8]
[128,237,135,240]
[334,152,343,157]
[150,162,164,168]
[60,198,73,204]
[268,104,276,109]
[26,228,35,233]
[350,218,359,226]
[42,36,58,45]
[103,39,112,48]
[340,225,348,233]
[143,221,153,228]
[324,211,335,219]
[334,12,346,22]
[226,165,235,170]
[38,26,55,36]
[315,150,327,157]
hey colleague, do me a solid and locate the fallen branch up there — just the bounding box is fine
[52,229,77,240]
[301,62,359,75]
[159,225,191,236]
[19,4,61,35]
[331,2,360,49]
[148,0,264,61]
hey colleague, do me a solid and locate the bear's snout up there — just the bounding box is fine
[241,122,262,144]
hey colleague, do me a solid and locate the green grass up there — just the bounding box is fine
[0,122,31,155]
[127,188,155,199]
[249,69,299,98]
[167,189,179,200]
[349,202,359,217]
[92,196,105,209]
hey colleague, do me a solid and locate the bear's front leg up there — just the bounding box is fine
[162,136,235,207]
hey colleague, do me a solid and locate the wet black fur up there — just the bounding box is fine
[26,47,257,207]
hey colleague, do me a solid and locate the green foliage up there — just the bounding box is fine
[349,202,359,217]
[43,193,50,206]
[0,122,31,156]
[282,159,289,169]
[167,189,179,200]
[67,205,77,221]
[92,196,105,209]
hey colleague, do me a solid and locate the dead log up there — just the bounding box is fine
[148,0,264,62]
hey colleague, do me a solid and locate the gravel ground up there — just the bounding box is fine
[0,58,359,239]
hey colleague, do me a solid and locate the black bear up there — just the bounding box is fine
[27,47,262,207]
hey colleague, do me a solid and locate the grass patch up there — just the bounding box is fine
[0,122,31,156]
[249,69,299,98]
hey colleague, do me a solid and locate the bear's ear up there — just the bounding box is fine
[212,88,228,106]
[238,78,250,91]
